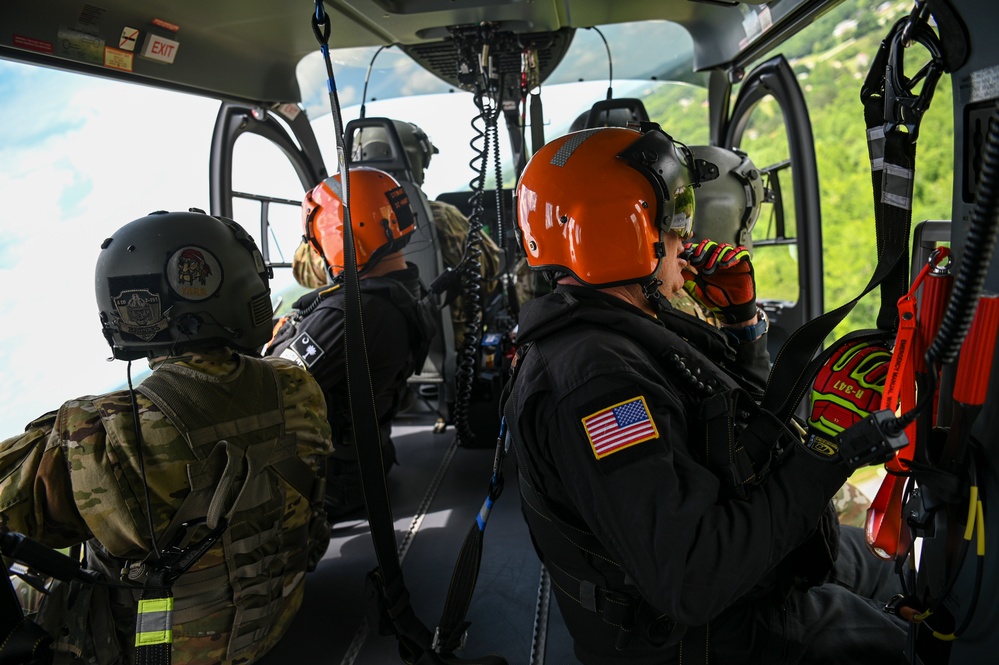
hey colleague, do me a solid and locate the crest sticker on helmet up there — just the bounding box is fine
[111,288,169,341]
[167,246,223,301]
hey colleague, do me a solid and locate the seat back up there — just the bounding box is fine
[345,117,455,406]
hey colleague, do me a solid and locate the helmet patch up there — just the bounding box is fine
[111,289,169,341]
[167,246,223,301]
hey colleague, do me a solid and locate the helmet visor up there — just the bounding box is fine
[669,185,695,239]
[617,128,696,241]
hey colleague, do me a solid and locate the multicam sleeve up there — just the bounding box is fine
[0,408,90,547]
[476,224,502,297]
[430,200,504,298]
[268,357,334,462]
[292,239,329,289]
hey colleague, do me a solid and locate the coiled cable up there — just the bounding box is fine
[453,87,492,446]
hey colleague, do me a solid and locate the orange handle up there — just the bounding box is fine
[865,473,907,559]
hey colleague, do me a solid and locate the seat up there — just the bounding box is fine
[344,117,455,414]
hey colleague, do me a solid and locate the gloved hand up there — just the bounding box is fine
[803,339,902,467]
[808,340,892,439]
[681,240,757,324]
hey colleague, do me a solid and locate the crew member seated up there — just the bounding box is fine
[0,209,332,665]
[267,167,436,522]
[505,124,910,664]
[351,118,502,349]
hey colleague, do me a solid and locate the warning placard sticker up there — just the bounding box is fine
[119,27,139,52]
[104,46,134,72]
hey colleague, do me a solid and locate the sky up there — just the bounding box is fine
[0,58,617,436]
[0,60,220,435]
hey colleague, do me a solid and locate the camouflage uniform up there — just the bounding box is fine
[669,290,722,327]
[512,257,552,307]
[429,200,501,348]
[0,350,332,665]
[831,481,871,529]
[292,239,328,289]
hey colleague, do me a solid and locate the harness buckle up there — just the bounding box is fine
[145,518,228,590]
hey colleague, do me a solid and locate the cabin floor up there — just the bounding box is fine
[259,400,580,665]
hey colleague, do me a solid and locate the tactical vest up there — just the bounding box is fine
[50,356,329,664]
[340,275,438,375]
[271,274,437,449]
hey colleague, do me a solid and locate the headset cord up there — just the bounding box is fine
[453,87,493,446]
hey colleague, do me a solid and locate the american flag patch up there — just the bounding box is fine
[581,396,659,459]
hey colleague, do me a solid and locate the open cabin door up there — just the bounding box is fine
[720,55,823,363]
[209,102,328,310]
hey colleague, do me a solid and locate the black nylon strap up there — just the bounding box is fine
[432,422,510,662]
[758,20,931,426]
[342,162,506,665]
[338,174,433,660]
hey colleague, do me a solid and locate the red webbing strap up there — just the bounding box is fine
[866,255,945,559]
[866,295,917,560]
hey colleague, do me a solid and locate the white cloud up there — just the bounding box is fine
[0,62,218,435]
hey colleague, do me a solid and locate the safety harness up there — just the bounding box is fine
[84,356,327,665]
[853,7,999,658]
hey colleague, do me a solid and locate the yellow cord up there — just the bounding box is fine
[964,485,979,541]
[976,499,985,556]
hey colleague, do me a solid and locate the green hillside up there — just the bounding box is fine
[641,0,954,337]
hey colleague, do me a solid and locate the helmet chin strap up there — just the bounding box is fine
[640,276,675,317]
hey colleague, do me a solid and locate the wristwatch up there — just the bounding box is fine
[722,307,769,344]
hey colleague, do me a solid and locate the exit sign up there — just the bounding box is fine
[141,33,180,64]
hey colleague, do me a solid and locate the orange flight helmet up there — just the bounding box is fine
[516,125,698,287]
[303,166,415,276]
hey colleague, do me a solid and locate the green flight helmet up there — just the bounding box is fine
[95,208,274,360]
[688,146,765,251]
[392,120,437,186]
[351,119,438,186]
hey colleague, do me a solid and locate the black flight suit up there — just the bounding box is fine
[267,263,432,519]
[504,285,909,664]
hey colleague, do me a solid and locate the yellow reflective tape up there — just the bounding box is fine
[138,597,174,614]
[135,629,173,646]
[135,596,174,646]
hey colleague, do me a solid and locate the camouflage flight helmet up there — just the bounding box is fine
[392,120,438,186]
[687,146,765,250]
[95,209,274,361]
